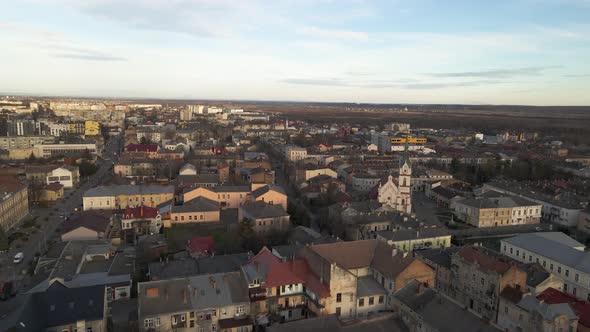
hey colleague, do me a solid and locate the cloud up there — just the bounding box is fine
[426,66,560,79]
[563,74,590,77]
[296,26,370,41]
[280,77,510,90]
[54,53,126,61]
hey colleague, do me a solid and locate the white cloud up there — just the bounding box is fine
[297,26,370,41]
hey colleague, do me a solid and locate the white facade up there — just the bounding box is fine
[49,123,70,137]
[285,146,307,161]
[47,166,78,188]
[501,235,590,301]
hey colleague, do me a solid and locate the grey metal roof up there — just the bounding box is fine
[394,280,500,332]
[138,271,249,317]
[172,196,220,213]
[18,285,106,330]
[502,232,590,273]
[517,295,577,320]
[240,201,288,219]
[457,195,539,209]
[84,184,174,197]
[356,276,387,298]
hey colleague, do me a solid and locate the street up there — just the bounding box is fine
[0,134,122,294]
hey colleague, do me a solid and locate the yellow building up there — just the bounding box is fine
[0,177,29,231]
[83,185,174,210]
[391,135,427,145]
[39,183,64,203]
[85,120,100,136]
[377,228,451,252]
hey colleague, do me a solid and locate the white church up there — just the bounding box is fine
[376,147,412,214]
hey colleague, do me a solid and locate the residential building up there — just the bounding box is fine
[183,185,250,209]
[0,176,29,231]
[483,182,584,227]
[301,240,435,319]
[239,201,290,235]
[498,286,578,332]
[83,185,175,210]
[351,174,381,192]
[38,182,64,203]
[251,185,287,210]
[138,271,252,332]
[169,197,220,226]
[450,246,528,321]
[0,135,55,149]
[393,280,500,332]
[454,194,542,228]
[376,227,451,252]
[284,146,307,161]
[121,205,162,235]
[242,248,329,324]
[501,232,590,301]
[15,285,108,332]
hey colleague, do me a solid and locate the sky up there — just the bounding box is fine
[0,0,589,105]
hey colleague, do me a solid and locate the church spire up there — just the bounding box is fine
[400,130,411,168]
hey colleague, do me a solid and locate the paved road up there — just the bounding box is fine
[0,134,122,292]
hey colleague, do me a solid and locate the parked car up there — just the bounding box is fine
[13,252,24,264]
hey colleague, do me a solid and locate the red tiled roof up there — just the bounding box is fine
[122,205,158,219]
[187,236,214,255]
[457,246,513,274]
[537,287,590,328]
[248,247,281,266]
[126,143,159,153]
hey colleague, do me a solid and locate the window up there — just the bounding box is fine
[558,267,562,274]
[369,297,374,305]
[86,328,92,332]
[359,298,365,307]
[550,264,554,271]
[480,278,485,286]
[336,293,342,303]
[504,306,508,314]
[335,307,341,316]
[574,288,577,296]
[379,295,384,304]
[510,248,513,254]
[516,250,519,256]
[237,305,245,314]
[576,274,579,282]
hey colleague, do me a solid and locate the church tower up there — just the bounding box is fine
[397,135,412,213]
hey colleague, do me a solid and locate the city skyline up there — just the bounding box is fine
[1,0,590,105]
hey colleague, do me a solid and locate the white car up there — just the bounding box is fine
[13,252,24,264]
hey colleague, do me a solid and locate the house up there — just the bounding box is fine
[449,246,528,321]
[138,271,252,332]
[242,247,329,324]
[393,280,500,332]
[301,240,435,319]
[183,185,250,208]
[454,193,542,228]
[187,236,215,258]
[251,185,288,210]
[83,185,175,211]
[536,287,590,331]
[61,211,112,241]
[239,201,290,235]
[0,176,29,231]
[46,165,79,188]
[121,205,162,235]
[498,286,578,331]
[38,182,64,203]
[501,232,590,300]
[170,197,220,226]
[15,285,108,332]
